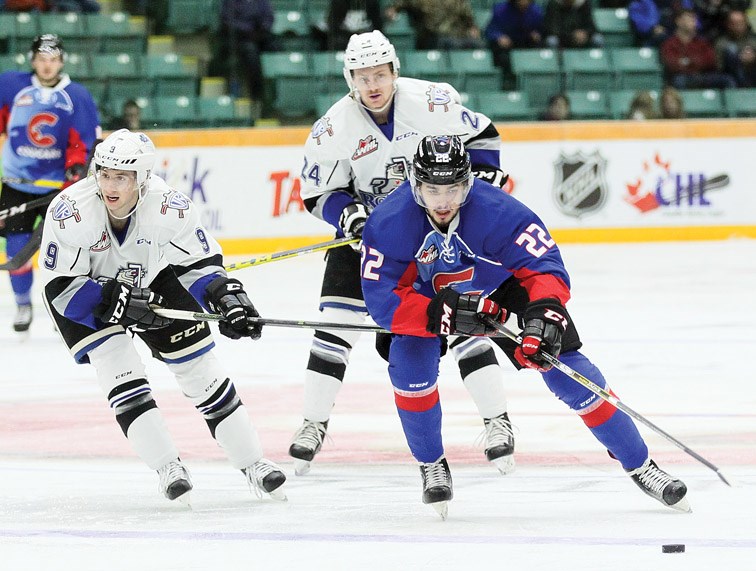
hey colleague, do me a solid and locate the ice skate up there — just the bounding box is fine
[627,458,691,512]
[288,419,328,476]
[13,304,32,333]
[157,459,193,506]
[482,412,515,475]
[420,456,453,520]
[244,458,287,501]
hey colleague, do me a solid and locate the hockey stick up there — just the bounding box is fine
[484,316,733,487]
[224,236,359,272]
[153,307,389,333]
[0,223,44,271]
[2,177,63,189]
[0,192,58,222]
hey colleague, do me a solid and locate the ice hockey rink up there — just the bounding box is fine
[1,239,755,571]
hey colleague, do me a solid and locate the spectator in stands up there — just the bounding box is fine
[539,93,571,120]
[212,0,277,118]
[322,0,384,51]
[659,85,685,117]
[627,90,660,119]
[693,0,752,40]
[485,0,545,70]
[109,99,142,131]
[385,0,485,50]
[715,10,756,87]
[3,0,47,10]
[543,0,604,49]
[660,8,736,88]
[47,0,100,12]
[629,0,675,46]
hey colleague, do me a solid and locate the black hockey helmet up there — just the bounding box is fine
[411,135,473,207]
[29,34,65,61]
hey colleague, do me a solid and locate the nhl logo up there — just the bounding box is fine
[552,151,608,218]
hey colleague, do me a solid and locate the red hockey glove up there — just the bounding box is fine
[426,288,506,336]
[514,298,569,371]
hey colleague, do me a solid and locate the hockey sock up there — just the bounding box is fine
[395,399,444,464]
[7,232,33,304]
[542,350,648,470]
[213,406,264,470]
[454,340,508,419]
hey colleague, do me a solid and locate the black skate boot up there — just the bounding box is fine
[483,412,515,475]
[289,419,328,476]
[627,458,691,512]
[420,456,453,520]
[157,459,193,505]
[243,458,287,501]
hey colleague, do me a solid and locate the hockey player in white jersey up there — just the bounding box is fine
[292,30,515,476]
[39,129,286,505]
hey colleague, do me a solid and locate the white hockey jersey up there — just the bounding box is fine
[40,174,224,327]
[301,77,502,223]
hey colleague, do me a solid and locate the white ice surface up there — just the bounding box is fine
[1,240,755,570]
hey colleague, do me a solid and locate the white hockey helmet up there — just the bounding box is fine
[343,30,400,93]
[93,129,156,193]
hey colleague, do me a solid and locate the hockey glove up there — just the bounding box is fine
[338,202,367,250]
[205,276,262,340]
[514,298,569,371]
[94,280,173,331]
[426,288,506,336]
[63,163,87,189]
[472,166,509,189]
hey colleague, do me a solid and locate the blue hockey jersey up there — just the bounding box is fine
[0,71,100,194]
[361,178,572,336]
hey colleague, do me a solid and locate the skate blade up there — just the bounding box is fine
[431,501,449,521]
[175,491,193,509]
[491,455,515,475]
[293,459,312,476]
[267,488,288,502]
[668,496,692,513]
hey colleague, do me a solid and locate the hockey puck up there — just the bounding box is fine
[662,544,685,553]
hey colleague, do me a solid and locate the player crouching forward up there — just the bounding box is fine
[39,129,286,505]
[360,135,689,519]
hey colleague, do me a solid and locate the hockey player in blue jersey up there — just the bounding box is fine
[0,34,100,333]
[360,135,690,519]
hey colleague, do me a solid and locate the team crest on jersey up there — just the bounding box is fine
[426,86,452,112]
[552,151,608,218]
[311,117,334,145]
[114,264,145,288]
[16,94,34,107]
[90,231,111,252]
[160,190,190,218]
[362,157,410,210]
[51,195,81,229]
[352,135,378,160]
[417,243,439,264]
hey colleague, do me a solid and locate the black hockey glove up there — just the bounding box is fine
[94,280,173,331]
[338,202,367,250]
[472,166,509,189]
[63,163,87,189]
[514,298,569,371]
[205,276,262,340]
[426,288,506,336]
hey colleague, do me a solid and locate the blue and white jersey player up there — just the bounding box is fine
[293,29,514,476]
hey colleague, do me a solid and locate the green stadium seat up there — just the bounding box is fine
[198,95,239,126]
[315,93,341,117]
[166,0,217,33]
[723,88,756,117]
[679,89,725,118]
[312,51,347,94]
[145,54,197,96]
[155,95,200,127]
[403,50,456,85]
[566,90,610,119]
[0,14,17,42]
[62,36,101,55]
[510,49,561,108]
[458,91,478,109]
[593,8,634,47]
[274,9,319,51]
[384,12,416,52]
[38,13,85,37]
[7,12,39,54]
[477,91,536,121]
[79,79,108,110]
[562,48,613,91]
[611,47,663,90]
[85,13,145,54]
[0,53,28,72]
[110,96,158,127]
[63,53,91,79]
[608,89,659,119]
[261,51,317,117]
[448,49,501,92]
[91,53,141,78]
